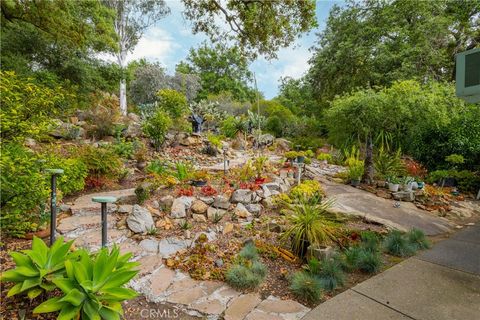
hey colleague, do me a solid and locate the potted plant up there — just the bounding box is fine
[284,151,298,163]
[401,176,414,191]
[348,163,364,186]
[191,170,210,187]
[388,176,400,192]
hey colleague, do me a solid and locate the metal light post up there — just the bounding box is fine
[45,169,64,245]
[223,146,229,176]
[92,196,117,247]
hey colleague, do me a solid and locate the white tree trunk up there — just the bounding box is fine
[119,78,127,115]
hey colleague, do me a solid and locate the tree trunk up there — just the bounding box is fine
[363,135,374,184]
[119,78,127,115]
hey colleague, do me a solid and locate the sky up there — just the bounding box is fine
[101,1,343,99]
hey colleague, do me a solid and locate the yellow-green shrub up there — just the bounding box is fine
[317,153,333,163]
[290,180,324,200]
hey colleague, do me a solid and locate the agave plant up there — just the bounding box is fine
[280,197,341,257]
[0,236,73,299]
[33,246,139,320]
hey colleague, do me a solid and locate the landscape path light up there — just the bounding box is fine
[44,169,64,245]
[92,196,118,247]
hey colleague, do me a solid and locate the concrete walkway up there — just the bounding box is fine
[316,176,453,235]
[303,224,480,320]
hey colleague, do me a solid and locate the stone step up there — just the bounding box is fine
[70,188,136,216]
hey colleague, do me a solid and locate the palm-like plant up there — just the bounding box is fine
[280,197,341,257]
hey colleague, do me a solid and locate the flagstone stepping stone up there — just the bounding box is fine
[224,293,262,320]
[66,228,127,250]
[167,286,207,305]
[118,239,147,258]
[136,255,163,277]
[168,277,201,293]
[58,214,115,234]
[139,238,159,253]
[190,299,224,315]
[245,310,283,320]
[70,188,135,215]
[149,267,177,296]
[253,296,310,320]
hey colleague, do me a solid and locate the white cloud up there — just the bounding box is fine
[97,27,178,65]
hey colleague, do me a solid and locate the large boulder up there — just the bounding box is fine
[191,200,208,214]
[231,189,253,204]
[246,204,262,216]
[231,132,247,150]
[275,138,291,152]
[263,183,281,193]
[207,207,227,221]
[213,195,231,209]
[170,196,195,218]
[127,205,154,233]
[255,134,275,147]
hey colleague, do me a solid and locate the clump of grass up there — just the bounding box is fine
[407,228,431,250]
[342,246,363,272]
[316,258,345,291]
[383,230,417,257]
[226,243,266,290]
[357,250,382,273]
[360,231,380,253]
[239,242,259,261]
[289,271,323,303]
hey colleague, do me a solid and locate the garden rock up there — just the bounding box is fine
[170,196,195,218]
[207,207,227,221]
[139,239,159,253]
[261,197,275,209]
[234,203,251,218]
[192,214,207,223]
[213,195,231,209]
[255,133,275,147]
[158,237,191,257]
[231,132,247,150]
[117,204,133,214]
[275,138,291,152]
[392,191,415,202]
[246,204,262,216]
[307,245,335,261]
[191,200,208,214]
[199,196,214,205]
[127,205,154,233]
[223,222,234,235]
[231,189,253,204]
[159,195,174,210]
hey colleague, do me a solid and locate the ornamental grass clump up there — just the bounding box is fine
[407,228,431,250]
[357,250,382,273]
[226,243,267,290]
[315,258,345,292]
[289,271,323,303]
[383,230,417,257]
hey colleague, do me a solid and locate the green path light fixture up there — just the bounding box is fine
[92,196,117,247]
[45,169,64,245]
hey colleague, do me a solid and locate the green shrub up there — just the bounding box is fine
[85,93,122,139]
[290,180,324,201]
[110,137,136,159]
[0,71,73,142]
[428,170,480,193]
[342,246,363,272]
[407,229,431,250]
[383,231,416,257]
[207,133,223,148]
[221,116,247,138]
[143,109,172,151]
[226,243,267,290]
[0,236,73,299]
[357,250,382,273]
[317,153,333,163]
[0,143,50,237]
[33,246,138,319]
[79,145,123,179]
[289,271,323,303]
[41,154,88,196]
[135,184,150,204]
[156,89,188,119]
[239,242,259,261]
[360,231,380,253]
[347,162,364,181]
[316,258,345,291]
[146,159,169,175]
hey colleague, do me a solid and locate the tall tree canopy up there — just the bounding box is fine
[307,0,480,105]
[179,42,255,102]
[182,0,317,59]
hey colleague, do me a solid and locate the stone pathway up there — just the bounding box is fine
[306,166,453,235]
[57,189,310,320]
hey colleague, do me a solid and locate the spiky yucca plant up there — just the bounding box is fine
[281,197,341,257]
